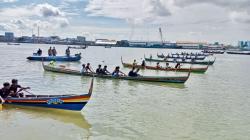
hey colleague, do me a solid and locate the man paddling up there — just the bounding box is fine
[0,82,11,99]
[9,79,30,97]
[102,65,111,75]
[96,65,103,75]
[112,66,126,77]
[128,67,140,77]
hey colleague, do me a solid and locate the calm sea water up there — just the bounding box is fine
[0,43,249,140]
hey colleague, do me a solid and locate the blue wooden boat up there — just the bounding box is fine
[3,79,93,111]
[27,53,81,61]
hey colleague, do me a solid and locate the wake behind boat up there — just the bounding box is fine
[27,53,81,61]
[42,62,190,84]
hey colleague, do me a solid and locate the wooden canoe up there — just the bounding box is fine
[144,56,215,65]
[121,58,208,73]
[42,63,190,84]
[157,53,206,60]
[3,79,93,111]
[27,53,81,61]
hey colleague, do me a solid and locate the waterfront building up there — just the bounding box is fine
[95,39,117,46]
[77,36,86,43]
[4,32,14,42]
[0,35,4,42]
[176,41,208,49]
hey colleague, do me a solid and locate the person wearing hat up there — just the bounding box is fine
[9,79,30,97]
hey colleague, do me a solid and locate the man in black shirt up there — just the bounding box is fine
[96,65,103,74]
[0,82,11,99]
[9,79,30,97]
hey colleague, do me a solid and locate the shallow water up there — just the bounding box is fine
[0,43,250,140]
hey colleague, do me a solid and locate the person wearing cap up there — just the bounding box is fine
[9,79,30,97]
[0,82,11,99]
[96,64,103,75]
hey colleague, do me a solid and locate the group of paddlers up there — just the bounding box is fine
[80,63,140,77]
[0,79,30,103]
[133,59,181,69]
[35,47,71,56]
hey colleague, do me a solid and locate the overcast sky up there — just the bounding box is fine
[0,0,249,44]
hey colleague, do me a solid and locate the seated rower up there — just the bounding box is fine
[128,67,140,77]
[156,62,161,68]
[9,79,30,97]
[81,64,86,73]
[112,66,126,77]
[132,59,137,66]
[96,65,103,74]
[175,63,181,69]
[0,82,11,99]
[37,48,42,56]
[102,65,110,75]
[141,60,146,67]
[86,63,94,73]
[165,62,170,68]
[49,61,56,66]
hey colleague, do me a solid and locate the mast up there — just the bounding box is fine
[159,27,164,45]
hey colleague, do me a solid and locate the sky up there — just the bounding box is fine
[0,0,249,44]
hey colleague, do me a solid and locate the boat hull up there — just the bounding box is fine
[226,51,250,55]
[122,62,208,73]
[43,64,189,83]
[157,54,206,60]
[144,57,215,65]
[27,54,81,61]
[4,94,91,111]
[3,79,93,111]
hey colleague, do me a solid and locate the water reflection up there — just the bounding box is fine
[3,105,91,130]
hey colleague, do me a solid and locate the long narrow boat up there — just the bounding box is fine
[144,56,215,65]
[202,50,225,54]
[43,63,190,83]
[3,79,93,111]
[157,53,206,60]
[121,58,208,73]
[27,53,81,61]
[226,51,250,55]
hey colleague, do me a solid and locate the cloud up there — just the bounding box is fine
[230,11,250,24]
[0,0,17,3]
[36,3,64,17]
[0,3,69,33]
[85,0,174,25]
[173,0,250,24]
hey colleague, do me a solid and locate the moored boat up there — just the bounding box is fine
[157,53,206,60]
[202,50,225,54]
[3,79,93,111]
[145,56,215,65]
[121,58,208,73]
[27,53,81,61]
[43,63,190,84]
[226,51,250,55]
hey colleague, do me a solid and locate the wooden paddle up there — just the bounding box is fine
[0,96,5,110]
